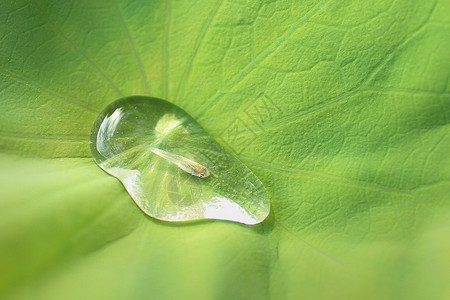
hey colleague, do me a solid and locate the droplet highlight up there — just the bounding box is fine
[90,96,270,224]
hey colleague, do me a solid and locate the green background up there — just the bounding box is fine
[0,0,449,299]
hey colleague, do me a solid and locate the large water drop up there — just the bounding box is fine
[90,96,270,225]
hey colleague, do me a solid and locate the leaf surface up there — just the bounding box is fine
[1,0,449,299]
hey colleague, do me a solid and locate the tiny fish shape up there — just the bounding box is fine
[150,147,210,178]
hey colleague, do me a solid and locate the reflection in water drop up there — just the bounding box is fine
[90,96,270,225]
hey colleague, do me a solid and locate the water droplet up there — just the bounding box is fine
[90,96,270,224]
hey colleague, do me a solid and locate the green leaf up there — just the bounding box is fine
[1,0,449,299]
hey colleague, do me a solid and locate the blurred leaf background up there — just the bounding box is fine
[0,0,449,299]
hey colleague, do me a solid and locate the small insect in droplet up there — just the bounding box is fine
[150,147,210,178]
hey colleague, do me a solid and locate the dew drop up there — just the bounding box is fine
[90,96,270,224]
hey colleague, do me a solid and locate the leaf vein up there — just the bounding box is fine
[361,0,438,87]
[113,0,151,95]
[0,132,87,141]
[241,156,413,196]
[164,0,172,99]
[175,0,225,104]
[0,66,99,114]
[193,0,327,118]
[30,0,124,97]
